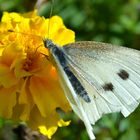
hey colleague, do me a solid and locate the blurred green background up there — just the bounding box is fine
[0,0,140,140]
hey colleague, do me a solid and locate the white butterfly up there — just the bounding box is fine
[44,39,140,140]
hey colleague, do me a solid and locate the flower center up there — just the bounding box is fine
[22,46,40,72]
[23,57,33,71]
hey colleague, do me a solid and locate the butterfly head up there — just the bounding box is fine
[43,39,55,50]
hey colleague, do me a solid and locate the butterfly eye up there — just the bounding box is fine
[117,69,129,80]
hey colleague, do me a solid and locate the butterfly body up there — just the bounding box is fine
[44,39,140,140]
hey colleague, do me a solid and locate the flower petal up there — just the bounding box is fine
[0,64,18,87]
[58,119,71,127]
[0,86,16,118]
[18,78,34,121]
[48,16,75,46]
[29,75,70,117]
[38,126,57,139]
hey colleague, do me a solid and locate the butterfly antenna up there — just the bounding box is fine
[47,0,54,39]
[8,29,42,39]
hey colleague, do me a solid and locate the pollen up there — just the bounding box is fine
[23,48,40,72]
[23,57,33,71]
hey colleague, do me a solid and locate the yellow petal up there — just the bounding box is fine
[0,64,18,87]
[28,106,60,128]
[38,126,57,139]
[0,42,23,67]
[58,119,71,127]
[48,16,75,45]
[18,79,34,121]
[0,86,16,118]
[29,75,70,117]
[1,12,23,23]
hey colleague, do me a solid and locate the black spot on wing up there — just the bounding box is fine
[117,69,129,80]
[103,83,114,91]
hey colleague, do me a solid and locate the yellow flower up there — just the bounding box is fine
[0,10,75,138]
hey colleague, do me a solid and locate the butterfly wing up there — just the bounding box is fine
[52,50,96,139]
[62,41,140,125]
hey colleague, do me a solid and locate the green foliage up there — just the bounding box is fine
[0,0,140,140]
[37,0,140,49]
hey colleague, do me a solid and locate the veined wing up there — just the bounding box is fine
[62,41,140,124]
[52,50,96,139]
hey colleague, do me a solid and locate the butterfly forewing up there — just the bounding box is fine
[62,41,140,122]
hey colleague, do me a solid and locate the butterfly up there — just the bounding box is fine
[43,39,140,140]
